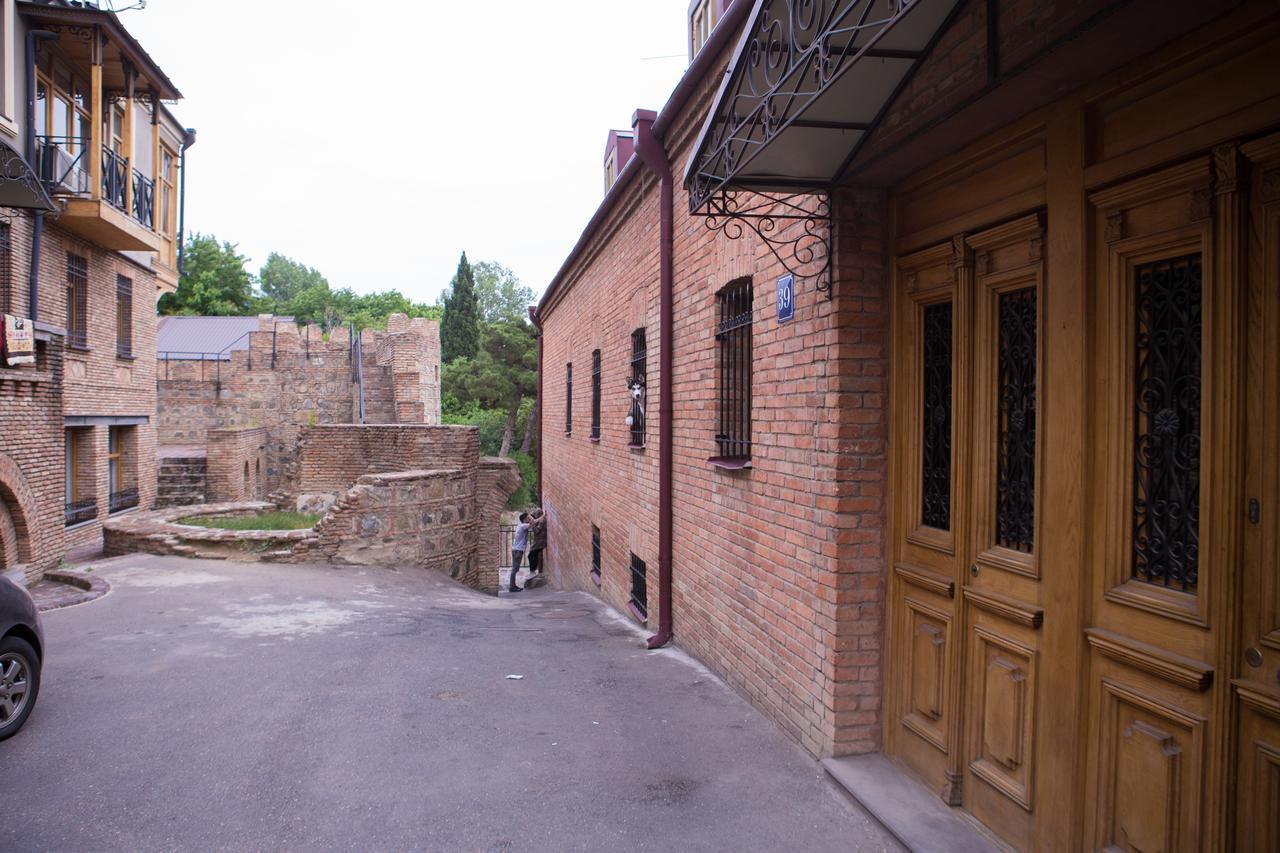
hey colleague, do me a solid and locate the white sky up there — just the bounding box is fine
[119,0,697,302]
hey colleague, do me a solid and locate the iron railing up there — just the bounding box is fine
[109,488,139,514]
[65,498,97,527]
[102,145,128,212]
[499,524,516,569]
[34,136,89,194]
[629,554,648,620]
[132,169,154,229]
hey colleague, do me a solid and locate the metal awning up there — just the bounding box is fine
[683,0,961,295]
[0,139,56,212]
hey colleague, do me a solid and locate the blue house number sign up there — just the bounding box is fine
[776,273,794,323]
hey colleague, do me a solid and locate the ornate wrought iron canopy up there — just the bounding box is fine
[684,0,961,295]
[0,139,56,212]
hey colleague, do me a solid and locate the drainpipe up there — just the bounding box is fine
[176,128,197,275]
[528,305,543,500]
[25,29,55,322]
[632,109,673,650]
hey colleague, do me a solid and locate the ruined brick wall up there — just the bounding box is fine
[536,33,889,758]
[205,427,269,502]
[156,313,443,494]
[0,329,66,585]
[292,424,480,499]
[284,427,519,594]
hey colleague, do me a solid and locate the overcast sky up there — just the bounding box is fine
[119,0,697,303]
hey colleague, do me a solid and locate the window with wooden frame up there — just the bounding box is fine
[159,145,177,238]
[920,300,953,531]
[591,525,601,586]
[629,553,648,621]
[604,149,618,193]
[64,428,95,526]
[115,274,133,358]
[590,348,602,440]
[565,362,573,435]
[34,58,91,162]
[65,252,87,350]
[107,426,138,513]
[690,0,719,58]
[629,328,647,447]
[713,278,752,464]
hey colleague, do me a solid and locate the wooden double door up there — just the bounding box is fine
[885,136,1280,850]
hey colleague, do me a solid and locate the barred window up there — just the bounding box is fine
[714,278,752,461]
[629,553,648,621]
[591,524,601,585]
[0,223,11,315]
[66,252,88,349]
[116,274,133,358]
[629,329,646,447]
[590,348,601,440]
[565,362,573,435]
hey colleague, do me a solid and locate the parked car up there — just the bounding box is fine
[0,576,42,740]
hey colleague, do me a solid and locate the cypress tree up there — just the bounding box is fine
[441,251,480,362]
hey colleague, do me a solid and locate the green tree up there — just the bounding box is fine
[441,318,537,456]
[472,261,536,322]
[259,252,329,307]
[159,234,256,316]
[440,252,480,362]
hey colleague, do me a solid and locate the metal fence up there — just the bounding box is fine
[499,524,516,569]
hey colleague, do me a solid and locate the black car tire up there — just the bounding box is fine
[0,635,40,741]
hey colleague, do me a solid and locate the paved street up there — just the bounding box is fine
[3,555,901,852]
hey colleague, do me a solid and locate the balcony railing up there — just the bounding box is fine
[109,488,139,514]
[34,136,89,194]
[132,170,154,230]
[65,498,97,527]
[102,146,128,212]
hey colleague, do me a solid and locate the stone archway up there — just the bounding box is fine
[0,453,42,575]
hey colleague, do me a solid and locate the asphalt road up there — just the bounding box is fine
[3,554,901,852]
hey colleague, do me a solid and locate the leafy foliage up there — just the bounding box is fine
[159,234,256,316]
[440,252,480,362]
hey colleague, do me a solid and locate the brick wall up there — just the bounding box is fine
[156,314,442,495]
[536,37,890,758]
[206,427,269,502]
[0,328,66,585]
[285,425,520,593]
[1,211,157,561]
[292,424,481,498]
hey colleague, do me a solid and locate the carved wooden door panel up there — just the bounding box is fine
[1234,133,1280,852]
[887,214,1052,851]
[1083,151,1244,852]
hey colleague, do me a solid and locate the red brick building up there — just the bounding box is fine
[537,0,1280,847]
[1,0,190,582]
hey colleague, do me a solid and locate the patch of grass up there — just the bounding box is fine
[177,511,320,531]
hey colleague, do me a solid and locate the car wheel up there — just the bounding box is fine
[0,636,40,741]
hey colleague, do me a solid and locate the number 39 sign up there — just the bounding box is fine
[776,273,795,323]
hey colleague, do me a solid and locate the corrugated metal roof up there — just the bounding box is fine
[157,316,292,359]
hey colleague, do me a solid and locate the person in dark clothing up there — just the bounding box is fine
[527,508,547,577]
[509,513,530,593]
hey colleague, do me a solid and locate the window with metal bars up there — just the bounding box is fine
[65,252,88,349]
[591,524,601,585]
[565,362,573,434]
[714,278,752,462]
[0,223,11,315]
[629,329,646,447]
[590,348,601,440]
[629,553,647,621]
[116,274,133,358]
[921,301,953,530]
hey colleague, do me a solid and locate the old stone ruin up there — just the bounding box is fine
[109,314,520,594]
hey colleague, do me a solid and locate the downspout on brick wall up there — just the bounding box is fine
[632,110,673,650]
[24,29,55,319]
